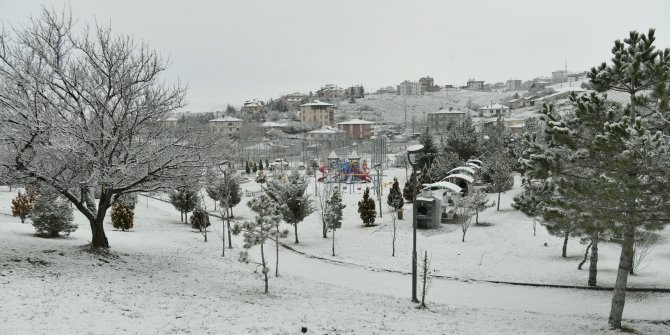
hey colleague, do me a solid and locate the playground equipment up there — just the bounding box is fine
[317,150,371,184]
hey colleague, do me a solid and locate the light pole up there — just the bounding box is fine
[373,163,382,218]
[218,160,232,256]
[406,144,425,303]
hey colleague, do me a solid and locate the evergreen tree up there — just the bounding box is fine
[358,187,377,227]
[403,171,421,203]
[430,149,462,181]
[252,162,258,173]
[523,30,670,329]
[265,169,314,243]
[483,149,514,210]
[245,161,251,174]
[259,159,264,171]
[418,163,434,185]
[189,208,211,232]
[446,116,480,161]
[265,158,269,168]
[232,194,287,293]
[325,190,345,256]
[31,190,76,237]
[168,187,199,223]
[11,191,33,223]
[470,190,494,225]
[387,178,404,218]
[418,126,437,169]
[111,202,134,231]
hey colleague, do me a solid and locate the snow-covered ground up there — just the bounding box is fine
[1,181,669,334]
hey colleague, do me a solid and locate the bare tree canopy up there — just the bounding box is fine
[0,8,222,248]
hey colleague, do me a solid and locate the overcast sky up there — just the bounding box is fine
[2,0,669,113]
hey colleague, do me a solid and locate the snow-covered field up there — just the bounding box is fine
[1,179,669,334]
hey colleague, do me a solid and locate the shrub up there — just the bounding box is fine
[190,209,211,232]
[31,192,76,237]
[11,191,33,223]
[111,202,134,231]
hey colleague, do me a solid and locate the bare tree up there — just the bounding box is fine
[417,250,432,309]
[387,204,398,257]
[453,194,475,242]
[0,9,219,248]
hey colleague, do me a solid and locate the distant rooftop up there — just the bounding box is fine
[337,118,375,125]
[209,116,243,122]
[300,100,335,107]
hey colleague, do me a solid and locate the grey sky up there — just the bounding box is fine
[2,0,669,113]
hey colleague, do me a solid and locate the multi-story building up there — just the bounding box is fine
[307,126,346,142]
[317,84,344,100]
[337,119,375,139]
[300,100,336,126]
[506,79,522,91]
[208,116,245,137]
[241,99,266,121]
[426,110,468,133]
[552,70,568,82]
[285,93,307,110]
[466,80,485,91]
[419,76,435,92]
[397,80,421,95]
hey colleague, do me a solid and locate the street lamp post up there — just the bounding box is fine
[406,144,425,303]
[373,163,382,218]
[218,160,231,257]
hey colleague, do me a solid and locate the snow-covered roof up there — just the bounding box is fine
[348,150,359,159]
[159,116,178,122]
[484,117,524,124]
[443,173,475,183]
[427,110,466,115]
[300,100,335,107]
[243,142,272,151]
[447,166,476,175]
[261,122,287,128]
[466,159,483,167]
[328,151,339,159]
[337,119,375,125]
[407,144,424,152]
[209,116,243,122]
[308,126,344,134]
[466,162,481,169]
[422,181,462,193]
[478,104,510,110]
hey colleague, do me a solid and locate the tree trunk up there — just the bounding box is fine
[588,233,599,287]
[294,224,299,244]
[497,191,501,211]
[562,231,569,258]
[89,188,109,248]
[275,224,279,277]
[462,230,466,242]
[420,250,428,308]
[322,219,328,238]
[578,240,592,270]
[260,242,268,294]
[609,224,635,329]
[398,209,403,220]
[629,244,635,275]
[221,217,225,257]
[475,211,479,225]
[332,229,335,256]
[180,211,183,222]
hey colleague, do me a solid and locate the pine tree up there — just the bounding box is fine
[245,161,251,174]
[259,159,264,171]
[387,177,404,218]
[446,116,480,161]
[325,190,345,256]
[265,169,314,243]
[232,194,287,293]
[483,149,514,210]
[111,202,134,231]
[403,171,420,203]
[189,208,211,232]
[418,163,433,185]
[418,126,437,169]
[11,191,33,223]
[168,187,199,223]
[521,29,670,329]
[470,190,494,225]
[358,187,377,227]
[252,162,258,173]
[31,190,76,237]
[265,158,269,168]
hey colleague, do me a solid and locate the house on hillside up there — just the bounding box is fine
[541,88,587,103]
[209,116,245,137]
[156,116,179,128]
[337,119,375,140]
[300,100,336,127]
[285,93,307,110]
[419,76,437,92]
[427,110,468,133]
[397,80,421,95]
[507,98,526,109]
[506,79,522,91]
[477,104,510,117]
[483,117,525,135]
[467,80,485,91]
[241,99,266,121]
[317,84,344,100]
[307,126,346,142]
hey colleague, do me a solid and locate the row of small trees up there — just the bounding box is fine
[244,159,271,174]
